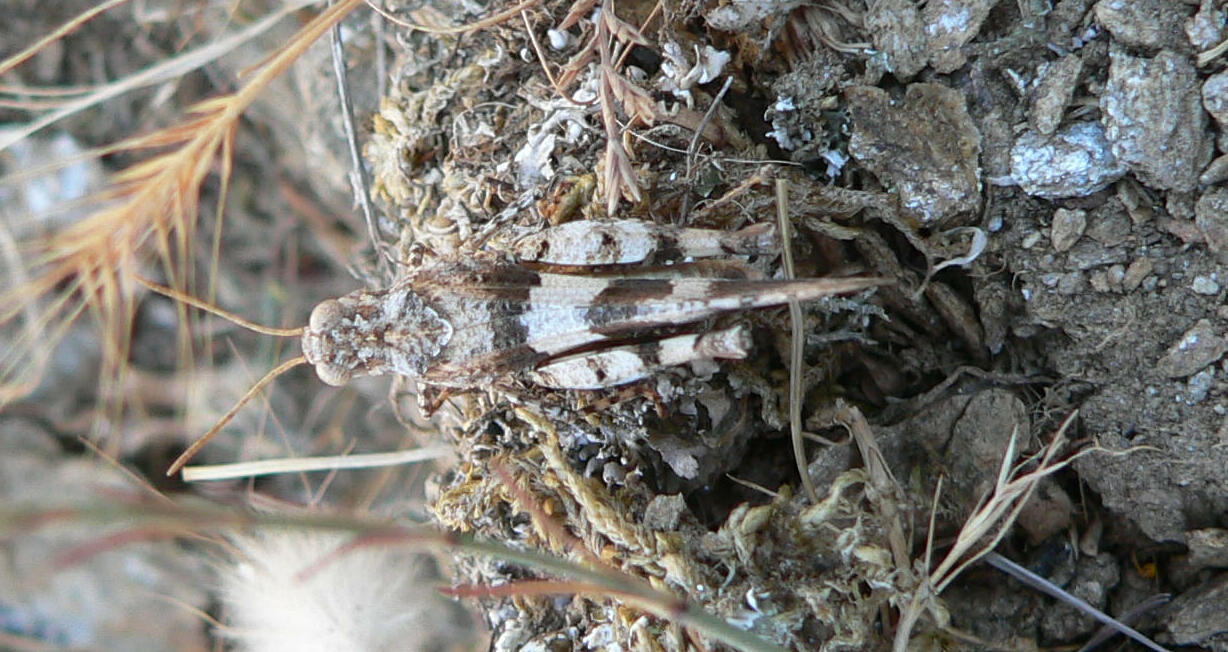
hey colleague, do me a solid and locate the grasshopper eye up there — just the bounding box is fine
[309,299,344,333]
[314,362,353,386]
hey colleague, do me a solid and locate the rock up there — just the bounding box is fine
[643,494,687,531]
[1094,0,1189,51]
[1203,70,1228,151]
[1187,528,1228,570]
[1163,573,1228,646]
[1186,0,1226,51]
[1196,189,1228,264]
[1154,319,1227,378]
[1101,49,1211,192]
[1123,258,1153,292]
[946,389,1029,500]
[1010,122,1126,198]
[847,83,981,225]
[1051,208,1087,253]
[1039,552,1121,643]
[1017,479,1075,544]
[922,0,998,74]
[865,0,927,79]
[1030,54,1083,135]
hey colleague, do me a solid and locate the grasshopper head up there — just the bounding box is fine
[301,286,452,386]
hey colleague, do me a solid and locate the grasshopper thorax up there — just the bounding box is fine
[301,284,453,386]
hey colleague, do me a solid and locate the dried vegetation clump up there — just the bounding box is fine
[360,0,1086,649]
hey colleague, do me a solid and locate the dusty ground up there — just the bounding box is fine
[3,0,1228,650]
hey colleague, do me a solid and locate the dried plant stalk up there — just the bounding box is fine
[0,0,365,440]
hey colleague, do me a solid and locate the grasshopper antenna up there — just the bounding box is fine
[166,354,308,476]
[133,276,310,475]
[134,276,306,337]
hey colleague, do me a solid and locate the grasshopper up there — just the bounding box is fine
[301,219,880,391]
[160,218,880,474]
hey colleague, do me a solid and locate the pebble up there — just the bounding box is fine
[1101,49,1212,192]
[1155,319,1228,378]
[1192,275,1220,295]
[1123,258,1153,292]
[865,0,926,78]
[1200,154,1228,186]
[1094,0,1187,50]
[1051,208,1087,252]
[1196,189,1228,263]
[1186,0,1226,51]
[1030,54,1083,135]
[922,0,997,74]
[1186,528,1228,570]
[1010,122,1125,198]
[1189,368,1216,403]
[1203,70,1228,151]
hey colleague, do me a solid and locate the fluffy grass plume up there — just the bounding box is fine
[218,529,468,652]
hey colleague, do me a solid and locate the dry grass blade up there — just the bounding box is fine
[600,10,650,47]
[0,0,364,433]
[0,0,133,79]
[181,445,455,482]
[555,0,658,215]
[893,411,1091,651]
[775,179,819,504]
[984,552,1170,652]
[0,0,320,153]
[366,0,542,35]
[836,402,910,568]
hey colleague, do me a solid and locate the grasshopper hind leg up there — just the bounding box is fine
[529,324,752,390]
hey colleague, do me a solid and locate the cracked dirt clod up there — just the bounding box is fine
[847,83,981,225]
[1101,49,1211,192]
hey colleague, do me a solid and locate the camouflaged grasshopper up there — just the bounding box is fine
[301,219,881,392]
[158,218,879,474]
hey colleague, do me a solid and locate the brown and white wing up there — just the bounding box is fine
[411,260,881,387]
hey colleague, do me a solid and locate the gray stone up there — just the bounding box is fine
[1051,208,1086,253]
[1164,573,1228,646]
[1030,54,1083,135]
[1095,0,1189,51]
[1101,49,1211,192]
[1196,189,1228,264]
[848,83,981,224]
[1155,319,1227,378]
[1010,122,1126,198]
